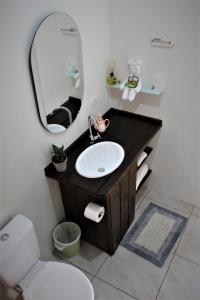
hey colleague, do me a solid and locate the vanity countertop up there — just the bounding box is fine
[45,108,162,196]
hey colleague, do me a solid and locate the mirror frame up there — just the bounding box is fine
[29,12,84,134]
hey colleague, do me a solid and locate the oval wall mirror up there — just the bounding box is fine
[30,12,83,134]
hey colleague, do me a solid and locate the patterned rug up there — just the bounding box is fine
[121,203,187,267]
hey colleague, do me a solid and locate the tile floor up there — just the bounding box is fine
[53,187,200,300]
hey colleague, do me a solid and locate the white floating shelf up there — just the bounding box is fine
[140,86,162,96]
[106,83,162,96]
[65,71,79,78]
[106,83,123,89]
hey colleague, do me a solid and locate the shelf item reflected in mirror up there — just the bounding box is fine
[46,97,81,130]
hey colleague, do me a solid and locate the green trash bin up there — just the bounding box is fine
[53,222,81,258]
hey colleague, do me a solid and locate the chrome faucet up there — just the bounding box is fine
[88,116,101,143]
[52,106,72,126]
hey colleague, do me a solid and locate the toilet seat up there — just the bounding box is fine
[22,261,94,300]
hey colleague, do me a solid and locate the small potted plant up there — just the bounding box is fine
[52,144,67,172]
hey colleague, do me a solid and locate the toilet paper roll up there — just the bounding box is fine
[84,202,105,223]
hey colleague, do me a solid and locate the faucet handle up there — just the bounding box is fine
[96,131,101,140]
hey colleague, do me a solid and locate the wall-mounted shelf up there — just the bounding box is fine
[106,83,162,96]
[107,82,123,89]
[65,70,79,78]
[140,86,162,96]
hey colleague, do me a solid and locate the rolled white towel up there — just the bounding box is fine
[136,163,148,190]
[128,89,136,101]
[137,151,148,167]
[122,87,129,100]
[135,78,142,93]
[122,78,143,101]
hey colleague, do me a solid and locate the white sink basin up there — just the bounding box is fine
[75,141,125,178]
[47,124,66,133]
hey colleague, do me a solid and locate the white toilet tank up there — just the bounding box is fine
[0,215,40,287]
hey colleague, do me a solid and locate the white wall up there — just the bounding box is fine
[0,0,199,280]
[198,1,200,208]
[0,0,112,261]
[108,0,199,206]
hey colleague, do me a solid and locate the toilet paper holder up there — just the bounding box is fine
[98,211,104,218]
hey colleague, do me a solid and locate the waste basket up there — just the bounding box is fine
[53,222,81,258]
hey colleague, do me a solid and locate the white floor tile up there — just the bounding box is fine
[176,215,200,264]
[147,190,193,215]
[135,186,148,210]
[92,278,137,300]
[136,198,190,222]
[66,240,108,275]
[83,270,95,282]
[97,246,173,300]
[192,205,200,217]
[157,255,200,300]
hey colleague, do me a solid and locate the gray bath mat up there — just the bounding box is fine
[121,203,187,267]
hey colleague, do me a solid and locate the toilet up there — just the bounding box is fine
[0,215,94,300]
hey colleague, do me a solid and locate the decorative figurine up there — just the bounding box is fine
[106,61,118,86]
[95,114,110,133]
[121,59,142,101]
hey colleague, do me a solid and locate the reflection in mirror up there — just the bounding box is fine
[30,12,83,133]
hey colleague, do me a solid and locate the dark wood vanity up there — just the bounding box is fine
[45,108,162,255]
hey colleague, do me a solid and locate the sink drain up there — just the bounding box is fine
[98,167,105,173]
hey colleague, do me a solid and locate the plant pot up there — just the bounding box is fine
[52,157,67,172]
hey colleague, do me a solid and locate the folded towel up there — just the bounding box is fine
[122,87,129,100]
[128,89,136,101]
[135,77,142,93]
[137,151,148,167]
[136,163,148,190]
[121,78,143,101]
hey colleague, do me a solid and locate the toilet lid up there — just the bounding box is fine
[23,261,94,300]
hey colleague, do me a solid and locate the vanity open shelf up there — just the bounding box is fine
[45,108,162,255]
[137,146,153,169]
[136,146,153,191]
[137,169,152,192]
